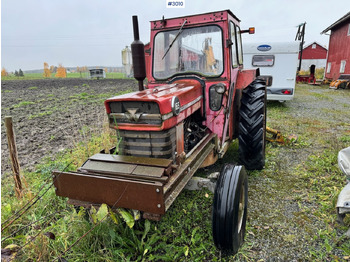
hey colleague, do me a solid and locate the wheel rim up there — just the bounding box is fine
[237,179,246,233]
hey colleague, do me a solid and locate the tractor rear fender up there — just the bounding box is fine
[235,68,260,90]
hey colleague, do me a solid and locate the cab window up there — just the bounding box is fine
[236,25,243,65]
[230,22,238,67]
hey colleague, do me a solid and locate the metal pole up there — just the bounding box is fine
[298,23,306,72]
[5,116,23,198]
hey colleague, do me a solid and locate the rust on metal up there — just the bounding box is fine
[81,161,136,175]
[176,122,184,155]
[83,154,173,183]
[88,153,172,168]
[53,171,165,215]
[200,148,218,168]
[132,165,165,177]
[163,133,216,211]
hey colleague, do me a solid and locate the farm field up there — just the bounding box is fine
[1,79,350,261]
[1,78,137,174]
[1,72,127,81]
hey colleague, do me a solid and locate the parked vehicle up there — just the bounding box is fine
[337,146,350,226]
[53,10,266,254]
[330,74,350,89]
[243,42,299,102]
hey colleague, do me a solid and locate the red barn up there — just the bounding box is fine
[321,12,350,80]
[298,42,328,71]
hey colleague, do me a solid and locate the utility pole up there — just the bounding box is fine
[295,22,306,72]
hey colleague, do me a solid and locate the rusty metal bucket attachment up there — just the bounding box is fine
[53,154,174,216]
[53,133,217,221]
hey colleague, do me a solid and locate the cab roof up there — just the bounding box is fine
[150,10,240,30]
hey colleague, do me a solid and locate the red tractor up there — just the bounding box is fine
[53,10,266,254]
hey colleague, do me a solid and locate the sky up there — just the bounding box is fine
[1,0,350,72]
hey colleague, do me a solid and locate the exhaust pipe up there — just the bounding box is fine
[131,15,146,91]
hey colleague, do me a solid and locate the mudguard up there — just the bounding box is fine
[235,68,260,90]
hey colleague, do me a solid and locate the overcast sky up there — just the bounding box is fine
[1,0,349,72]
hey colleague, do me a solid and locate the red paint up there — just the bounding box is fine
[235,69,259,90]
[105,79,202,115]
[107,10,258,142]
[144,43,151,81]
[298,42,327,60]
[324,18,350,80]
[296,75,316,84]
[105,79,203,131]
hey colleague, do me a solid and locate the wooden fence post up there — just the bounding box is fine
[5,116,23,198]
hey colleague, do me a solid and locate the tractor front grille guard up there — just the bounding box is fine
[118,127,176,160]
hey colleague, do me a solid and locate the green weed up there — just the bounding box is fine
[28,111,53,119]
[13,101,35,108]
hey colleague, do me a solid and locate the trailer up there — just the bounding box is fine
[89,68,106,79]
[243,42,299,102]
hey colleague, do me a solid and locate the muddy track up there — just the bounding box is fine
[1,78,138,175]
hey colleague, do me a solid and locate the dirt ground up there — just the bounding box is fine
[1,78,138,175]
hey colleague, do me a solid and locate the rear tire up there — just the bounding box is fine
[238,79,266,170]
[212,164,248,255]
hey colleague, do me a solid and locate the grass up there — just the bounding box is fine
[1,84,350,261]
[12,101,35,108]
[298,68,325,79]
[28,111,53,120]
[1,72,127,81]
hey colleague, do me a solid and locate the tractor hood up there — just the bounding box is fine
[105,79,203,131]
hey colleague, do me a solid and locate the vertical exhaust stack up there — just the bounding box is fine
[131,15,146,91]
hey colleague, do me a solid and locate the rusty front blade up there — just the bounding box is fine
[53,171,165,215]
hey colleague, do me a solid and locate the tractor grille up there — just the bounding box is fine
[118,127,176,160]
[108,101,162,125]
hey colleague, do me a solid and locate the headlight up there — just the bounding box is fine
[171,96,180,116]
[215,84,226,94]
[209,84,226,111]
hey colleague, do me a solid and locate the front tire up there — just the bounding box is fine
[238,79,266,170]
[212,164,248,255]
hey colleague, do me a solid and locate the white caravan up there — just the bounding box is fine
[243,42,299,102]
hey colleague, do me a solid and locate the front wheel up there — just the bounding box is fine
[212,164,248,255]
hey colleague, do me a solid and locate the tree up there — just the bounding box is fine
[50,65,56,73]
[43,62,51,78]
[14,70,19,77]
[19,69,24,77]
[77,66,88,78]
[55,64,67,78]
[1,68,9,77]
[77,66,83,78]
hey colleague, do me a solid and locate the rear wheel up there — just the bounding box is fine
[212,164,248,255]
[239,79,266,170]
